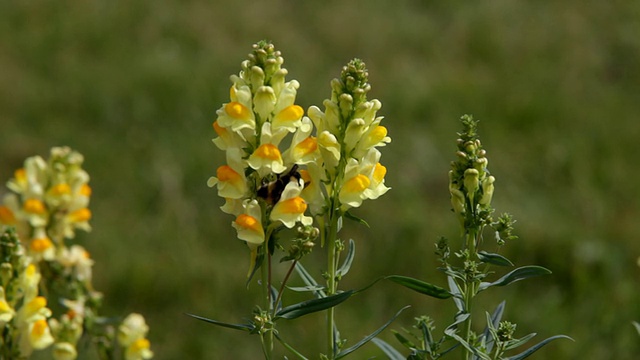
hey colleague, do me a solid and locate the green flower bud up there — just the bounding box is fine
[250,65,266,90]
[464,168,480,200]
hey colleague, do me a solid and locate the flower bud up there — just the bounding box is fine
[463,169,480,200]
[479,176,495,206]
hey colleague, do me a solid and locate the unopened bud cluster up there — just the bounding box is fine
[449,115,494,227]
[281,225,319,262]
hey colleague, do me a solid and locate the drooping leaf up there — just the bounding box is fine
[335,306,410,359]
[275,290,354,320]
[386,275,451,299]
[372,338,405,360]
[336,239,355,277]
[478,251,514,266]
[504,335,573,360]
[478,266,552,292]
[294,262,326,298]
[344,210,370,227]
[185,313,254,332]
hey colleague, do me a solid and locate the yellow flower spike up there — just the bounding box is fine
[225,101,251,119]
[23,199,46,214]
[0,205,17,224]
[69,208,92,223]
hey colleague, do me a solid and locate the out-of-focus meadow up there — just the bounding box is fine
[1,1,639,358]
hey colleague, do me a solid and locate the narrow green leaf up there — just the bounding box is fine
[504,335,573,360]
[386,275,451,299]
[372,338,406,360]
[344,210,370,227]
[185,313,254,332]
[482,301,506,353]
[478,266,552,292]
[294,262,326,298]
[275,290,354,320]
[445,331,491,360]
[504,333,537,351]
[448,276,465,311]
[391,329,416,349]
[336,305,410,359]
[336,239,355,277]
[478,251,514,266]
[287,285,326,292]
[246,252,264,288]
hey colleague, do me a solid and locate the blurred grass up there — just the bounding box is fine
[1,0,640,358]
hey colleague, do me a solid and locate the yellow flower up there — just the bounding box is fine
[26,319,55,350]
[0,205,16,225]
[118,313,150,347]
[217,100,255,133]
[248,142,287,176]
[272,104,304,133]
[29,236,56,261]
[23,199,46,214]
[207,149,248,199]
[52,342,78,360]
[271,181,313,228]
[212,120,246,150]
[0,287,15,324]
[232,200,265,246]
[125,338,154,360]
[284,118,320,165]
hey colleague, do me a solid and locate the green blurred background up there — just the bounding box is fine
[1,0,639,358]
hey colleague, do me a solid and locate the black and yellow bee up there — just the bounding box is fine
[257,165,305,205]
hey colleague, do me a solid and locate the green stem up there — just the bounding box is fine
[274,260,297,315]
[261,229,274,359]
[463,228,478,360]
[326,208,339,359]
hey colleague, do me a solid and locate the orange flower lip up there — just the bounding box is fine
[254,144,282,161]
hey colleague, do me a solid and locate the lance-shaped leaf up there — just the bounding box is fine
[294,262,326,298]
[386,275,451,299]
[185,313,254,332]
[336,239,355,278]
[504,332,537,351]
[372,338,405,360]
[504,335,573,360]
[479,301,506,354]
[478,251,514,266]
[275,290,354,320]
[478,266,551,292]
[448,275,465,312]
[335,306,410,359]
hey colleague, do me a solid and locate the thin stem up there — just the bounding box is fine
[462,228,478,360]
[261,228,274,359]
[274,260,298,315]
[326,203,340,359]
[275,333,310,360]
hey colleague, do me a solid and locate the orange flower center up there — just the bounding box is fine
[235,214,261,232]
[216,165,241,182]
[69,208,92,222]
[343,174,370,193]
[254,144,282,161]
[373,163,387,183]
[225,102,251,119]
[30,237,53,253]
[278,197,307,214]
[23,199,46,214]
[276,105,304,122]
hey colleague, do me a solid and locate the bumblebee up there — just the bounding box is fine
[257,165,304,205]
